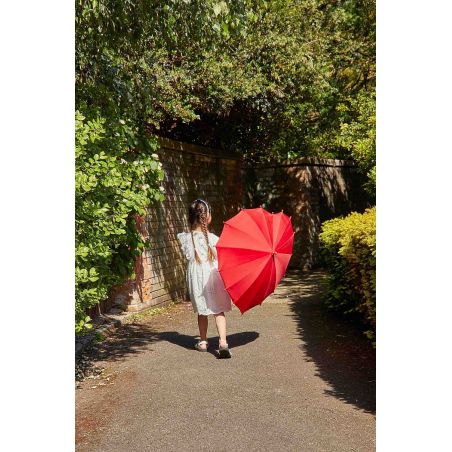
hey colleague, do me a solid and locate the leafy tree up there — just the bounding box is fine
[335,88,376,197]
[152,0,376,165]
[76,0,375,162]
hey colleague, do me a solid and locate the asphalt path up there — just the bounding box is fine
[76,270,375,451]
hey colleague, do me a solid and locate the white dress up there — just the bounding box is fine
[177,231,232,315]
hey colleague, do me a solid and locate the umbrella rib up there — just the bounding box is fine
[218,251,271,272]
[262,257,276,298]
[275,233,295,252]
[224,256,271,292]
[246,208,272,248]
[274,217,293,245]
[234,257,275,312]
[271,214,281,248]
[216,245,271,253]
[219,222,271,251]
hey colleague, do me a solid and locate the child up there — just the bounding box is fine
[177,199,232,358]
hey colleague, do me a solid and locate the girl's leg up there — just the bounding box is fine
[214,312,227,347]
[197,315,208,343]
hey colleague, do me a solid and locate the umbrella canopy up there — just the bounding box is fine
[216,207,294,314]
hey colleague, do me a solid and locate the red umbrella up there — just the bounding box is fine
[216,207,294,314]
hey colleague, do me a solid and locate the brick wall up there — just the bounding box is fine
[243,159,370,271]
[111,138,243,312]
[109,141,369,313]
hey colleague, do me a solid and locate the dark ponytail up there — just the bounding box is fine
[188,199,215,263]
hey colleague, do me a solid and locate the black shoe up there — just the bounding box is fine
[217,345,232,359]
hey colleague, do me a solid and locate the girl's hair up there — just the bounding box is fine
[188,199,215,264]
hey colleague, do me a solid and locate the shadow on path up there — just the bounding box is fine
[76,315,259,379]
[158,330,259,352]
[76,322,162,380]
[282,269,376,414]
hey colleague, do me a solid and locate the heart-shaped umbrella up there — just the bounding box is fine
[216,207,294,314]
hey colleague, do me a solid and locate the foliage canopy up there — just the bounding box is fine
[77,0,375,165]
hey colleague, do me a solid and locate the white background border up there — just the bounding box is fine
[1,1,75,450]
[1,0,452,450]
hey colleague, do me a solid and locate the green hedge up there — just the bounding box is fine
[75,111,165,332]
[320,207,376,344]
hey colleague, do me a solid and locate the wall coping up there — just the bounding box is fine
[244,157,356,169]
[158,137,242,161]
[158,138,355,168]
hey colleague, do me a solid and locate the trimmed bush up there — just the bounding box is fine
[320,207,376,344]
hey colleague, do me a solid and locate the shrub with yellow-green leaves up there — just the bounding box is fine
[320,207,376,344]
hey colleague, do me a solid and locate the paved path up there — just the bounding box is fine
[76,270,375,451]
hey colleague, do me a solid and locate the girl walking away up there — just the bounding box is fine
[177,199,232,358]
